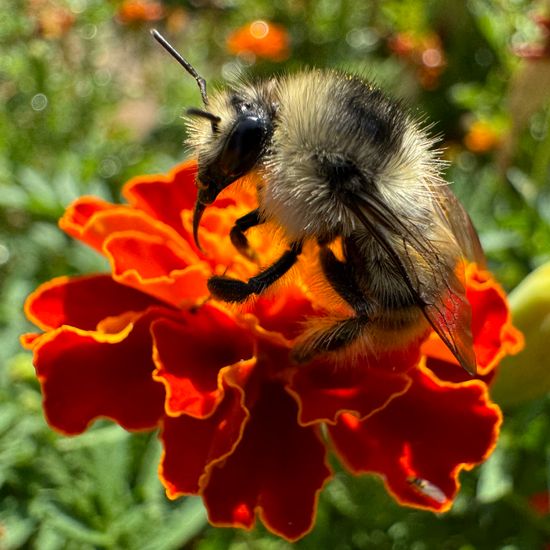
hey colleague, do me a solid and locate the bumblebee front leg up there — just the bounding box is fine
[292,246,371,363]
[208,241,303,303]
[230,208,261,259]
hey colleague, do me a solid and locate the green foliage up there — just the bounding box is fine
[1,0,550,548]
[0,355,207,550]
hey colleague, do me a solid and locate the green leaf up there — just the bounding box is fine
[139,498,208,550]
[30,501,112,547]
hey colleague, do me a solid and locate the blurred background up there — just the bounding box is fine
[1,0,550,548]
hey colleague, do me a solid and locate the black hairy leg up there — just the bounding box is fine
[291,316,371,363]
[292,246,371,363]
[208,241,303,302]
[230,208,262,260]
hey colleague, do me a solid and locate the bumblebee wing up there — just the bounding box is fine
[433,183,486,268]
[350,191,478,375]
[412,230,477,376]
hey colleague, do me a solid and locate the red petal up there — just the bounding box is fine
[468,269,524,371]
[122,160,248,259]
[31,308,171,435]
[105,232,195,278]
[61,197,199,256]
[329,367,501,512]
[422,265,523,380]
[202,382,332,541]
[59,197,117,250]
[24,274,163,332]
[152,304,255,417]
[159,376,250,496]
[426,357,497,385]
[245,284,319,342]
[287,357,411,425]
[21,333,41,349]
[122,160,198,235]
[104,233,210,307]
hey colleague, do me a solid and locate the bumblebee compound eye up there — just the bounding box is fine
[198,115,272,190]
[217,115,272,180]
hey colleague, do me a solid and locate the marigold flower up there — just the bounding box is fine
[227,20,290,62]
[23,160,522,540]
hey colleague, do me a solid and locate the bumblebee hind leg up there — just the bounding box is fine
[292,245,371,363]
[291,315,371,363]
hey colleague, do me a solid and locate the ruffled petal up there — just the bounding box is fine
[59,196,118,250]
[422,264,524,381]
[60,197,203,264]
[244,284,318,342]
[122,160,252,264]
[159,376,251,497]
[105,232,191,277]
[122,160,199,235]
[202,382,332,541]
[425,357,497,386]
[152,303,255,417]
[329,366,501,512]
[467,268,524,370]
[104,232,211,307]
[24,274,163,332]
[287,358,412,425]
[20,332,42,349]
[31,307,171,435]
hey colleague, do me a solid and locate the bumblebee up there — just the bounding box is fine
[152,30,485,374]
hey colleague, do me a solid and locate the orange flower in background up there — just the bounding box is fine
[464,120,502,153]
[22,160,522,540]
[227,20,290,62]
[27,0,75,39]
[116,0,164,25]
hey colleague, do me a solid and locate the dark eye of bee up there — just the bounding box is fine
[198,93,274,190]
[218,115,271,179]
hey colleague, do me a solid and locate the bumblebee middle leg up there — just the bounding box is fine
[208,241,303,302]
[229,208,261,259]
[292,246,371,363]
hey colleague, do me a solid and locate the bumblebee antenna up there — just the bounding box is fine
[151,29,210,107]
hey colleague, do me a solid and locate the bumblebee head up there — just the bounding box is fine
[152,29,274,248]
[187,88,275,248]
